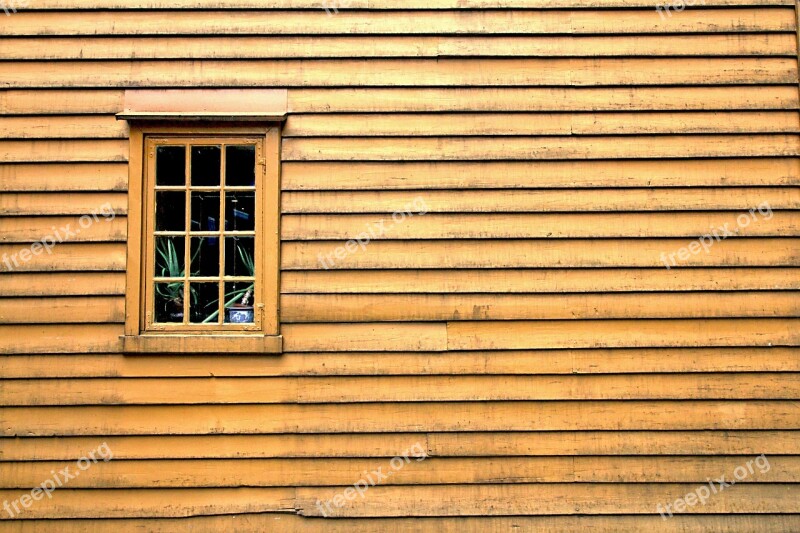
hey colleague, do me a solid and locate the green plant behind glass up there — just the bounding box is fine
[202,243,255,323]
[155,238,203,308]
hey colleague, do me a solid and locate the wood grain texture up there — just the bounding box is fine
[3,373,800,405]
[1,58,796,88]
[1,34,795,60]
[3,401,799,435]
[3,348,798,378]
[1,1,799,528]
[5,9,794,37]
[1,516,799,533]
[282,159,800,189]
[3,430,797,460]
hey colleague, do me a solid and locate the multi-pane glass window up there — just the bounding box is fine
[144,137,263,331]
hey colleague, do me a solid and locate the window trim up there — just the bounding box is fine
[122,123,282,354]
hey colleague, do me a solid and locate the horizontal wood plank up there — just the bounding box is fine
[296,483,800,517]
[1,456,794,488]
[0,273,125,297]
[3,348,798,378]
[445,318,800,350]
[0,216,126,243]
[281,292,800,322]
[282,135,800,161]
[282,189,800,213]
[283,239,800,269]
[3,373,800,405]
[282,268,800,293]
[0,324,123,355]
[1,34,795,60]
[0,515,798,533]
[5,10,794,37]
[0,297,124,324]
[2,58,796,88]
[282,212,800,240]
[282,159,800,190]
[3,430,797,460]
[19,0,798,9]
[3,401,799,435]
[288,86,800,112]
[284,111,800,137]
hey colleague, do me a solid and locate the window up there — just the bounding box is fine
[123,125,281,353]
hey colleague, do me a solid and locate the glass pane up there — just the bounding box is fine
[189,282,219,324]
[190,236,219,277]
[154,282,185,323]
[225,191,255,232]
[155,191,185,232]
[224,281,255,324]
[226,145,256,187]
[225,237,255,278]
[190,192,220,232]
[191,146,221,186]
[154,236,185,279]
[156,146,185,186]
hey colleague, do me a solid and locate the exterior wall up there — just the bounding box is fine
[1,1,800,531]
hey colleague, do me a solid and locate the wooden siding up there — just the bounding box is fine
[0,1,799,531]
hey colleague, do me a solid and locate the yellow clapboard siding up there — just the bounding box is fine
[20,0,798,8]
[0,193,127,215]
[283,323,448,352]
[282,159,800,189]
[0,488,294,519]
[3,348,798,378]
[282,188,800,212]
[0,243,126,273]
[284,111,800,137]
[0,34,795,60]
[282,134,800,161]
[284,319,799,352]
[282,268,800,294]
[0,485,796,519]
[0,216,127,243]
[3,430,797,460]
[1,58,795,88]
[289,86,800,112]
[0,272,125,297]
[0,116,128,139]
[0,297,125,324]
[281,212,800,239]
[0,140,128,163]
[0,89,124,115]
[445,318,799,350]
[4,374,800,405]
[5,10,794,37]
[2,87,793,114]
[283,239,800,270]
[296,484,799,517]
[281,292,800,322]
[0,163,128,193]
[0,325,123,355]
[2,456,797,488]
[2,401,799,435]
[0,516,798,533]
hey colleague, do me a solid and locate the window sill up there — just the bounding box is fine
[122,334,282,354]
